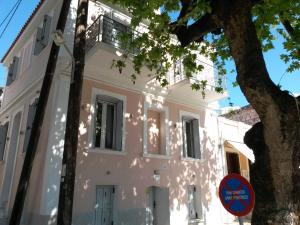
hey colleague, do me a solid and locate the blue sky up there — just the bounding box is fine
[0,0,299,107]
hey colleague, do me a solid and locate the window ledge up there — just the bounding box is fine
[181,157,204,163]
[143,153,172,160]
[188,218,205,224]
[88,148,127,155]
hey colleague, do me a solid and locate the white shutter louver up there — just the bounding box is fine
[6,57,19,86]
[115,100,123,151]
[192,119,201,159]
[23,99,38,153]
[0,123,9,160]
[34,15,52,55]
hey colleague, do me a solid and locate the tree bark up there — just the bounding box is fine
[57,0,89,224]
[8,1,72,224]
[219,1,300,224]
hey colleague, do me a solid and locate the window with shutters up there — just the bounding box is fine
[23,98,38,153]
[0,122,9,161]
[143,102,169,157]
[93,92,124,152]
[187,185,203,221]
[20,38,33,73]
[95,186,115,225]
[6,56,19,86]
[180,111,202,160]
[34,15,52,55]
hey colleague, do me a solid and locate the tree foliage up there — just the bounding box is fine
[109,0,300,91]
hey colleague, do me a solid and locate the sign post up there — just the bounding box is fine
[219,174,255,223]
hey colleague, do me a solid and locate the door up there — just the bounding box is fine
[95,186,114,225]
[146,187,170,225]
[226,152,241,174]
[0,112,22,211]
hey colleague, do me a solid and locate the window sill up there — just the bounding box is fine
[181,157,204,162]
[188,218,205,224]
[88,148,127,155]
[143,153,171,160]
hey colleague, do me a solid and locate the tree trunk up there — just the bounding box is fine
[218,1,300,224]
[57,0,89,224]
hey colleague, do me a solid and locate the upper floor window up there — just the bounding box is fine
[143,102,169,157]
[6,56,19,86]
[23,98,38,153]
[181,111,202,160]
[93,93,124,151]
[34,14,52,55]
[0,122,9,161]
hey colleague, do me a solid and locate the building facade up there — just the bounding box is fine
[0,1,253,225]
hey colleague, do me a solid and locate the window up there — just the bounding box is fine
[23,98,38,153]
[143,103,169,156]
[94,94,123,151]
[95,186,115,225]
[187,185,202,221]
[6,56,19,86]
[182,116,201,159]
[20,39,33,73]
[34,15,52,55]
[0,122,9,161]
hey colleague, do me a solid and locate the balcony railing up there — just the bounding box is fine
[168,59,227,91]
[86,15,140,53]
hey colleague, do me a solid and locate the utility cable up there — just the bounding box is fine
[0,0,21,29]
[0,0,22,39]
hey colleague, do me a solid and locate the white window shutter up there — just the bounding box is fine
[188,186,197,219]
[23,100,37,152]
[115,100,123,151]
[95,188,104,225]
[6,57,19,86]
[41,15,52,46]
[0,123,9,160]
[34,15,52,55]
[192,119,201,159]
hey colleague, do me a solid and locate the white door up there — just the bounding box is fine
[95,186,114,225]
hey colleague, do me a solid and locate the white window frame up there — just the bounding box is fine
[143,101,170,158]
[180,110,203,161]
[88,88,126,154]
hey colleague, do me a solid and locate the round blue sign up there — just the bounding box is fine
[219,173,255,217]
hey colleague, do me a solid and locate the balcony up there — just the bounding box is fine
[84,15,149,89]
[85,15,227,103]
[166,59,227,103]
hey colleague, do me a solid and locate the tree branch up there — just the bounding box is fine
[171,13,219,47]
[279,16,300,57]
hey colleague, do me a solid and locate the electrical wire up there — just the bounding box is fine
[0,0,21,29]
[0,0,22,39]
